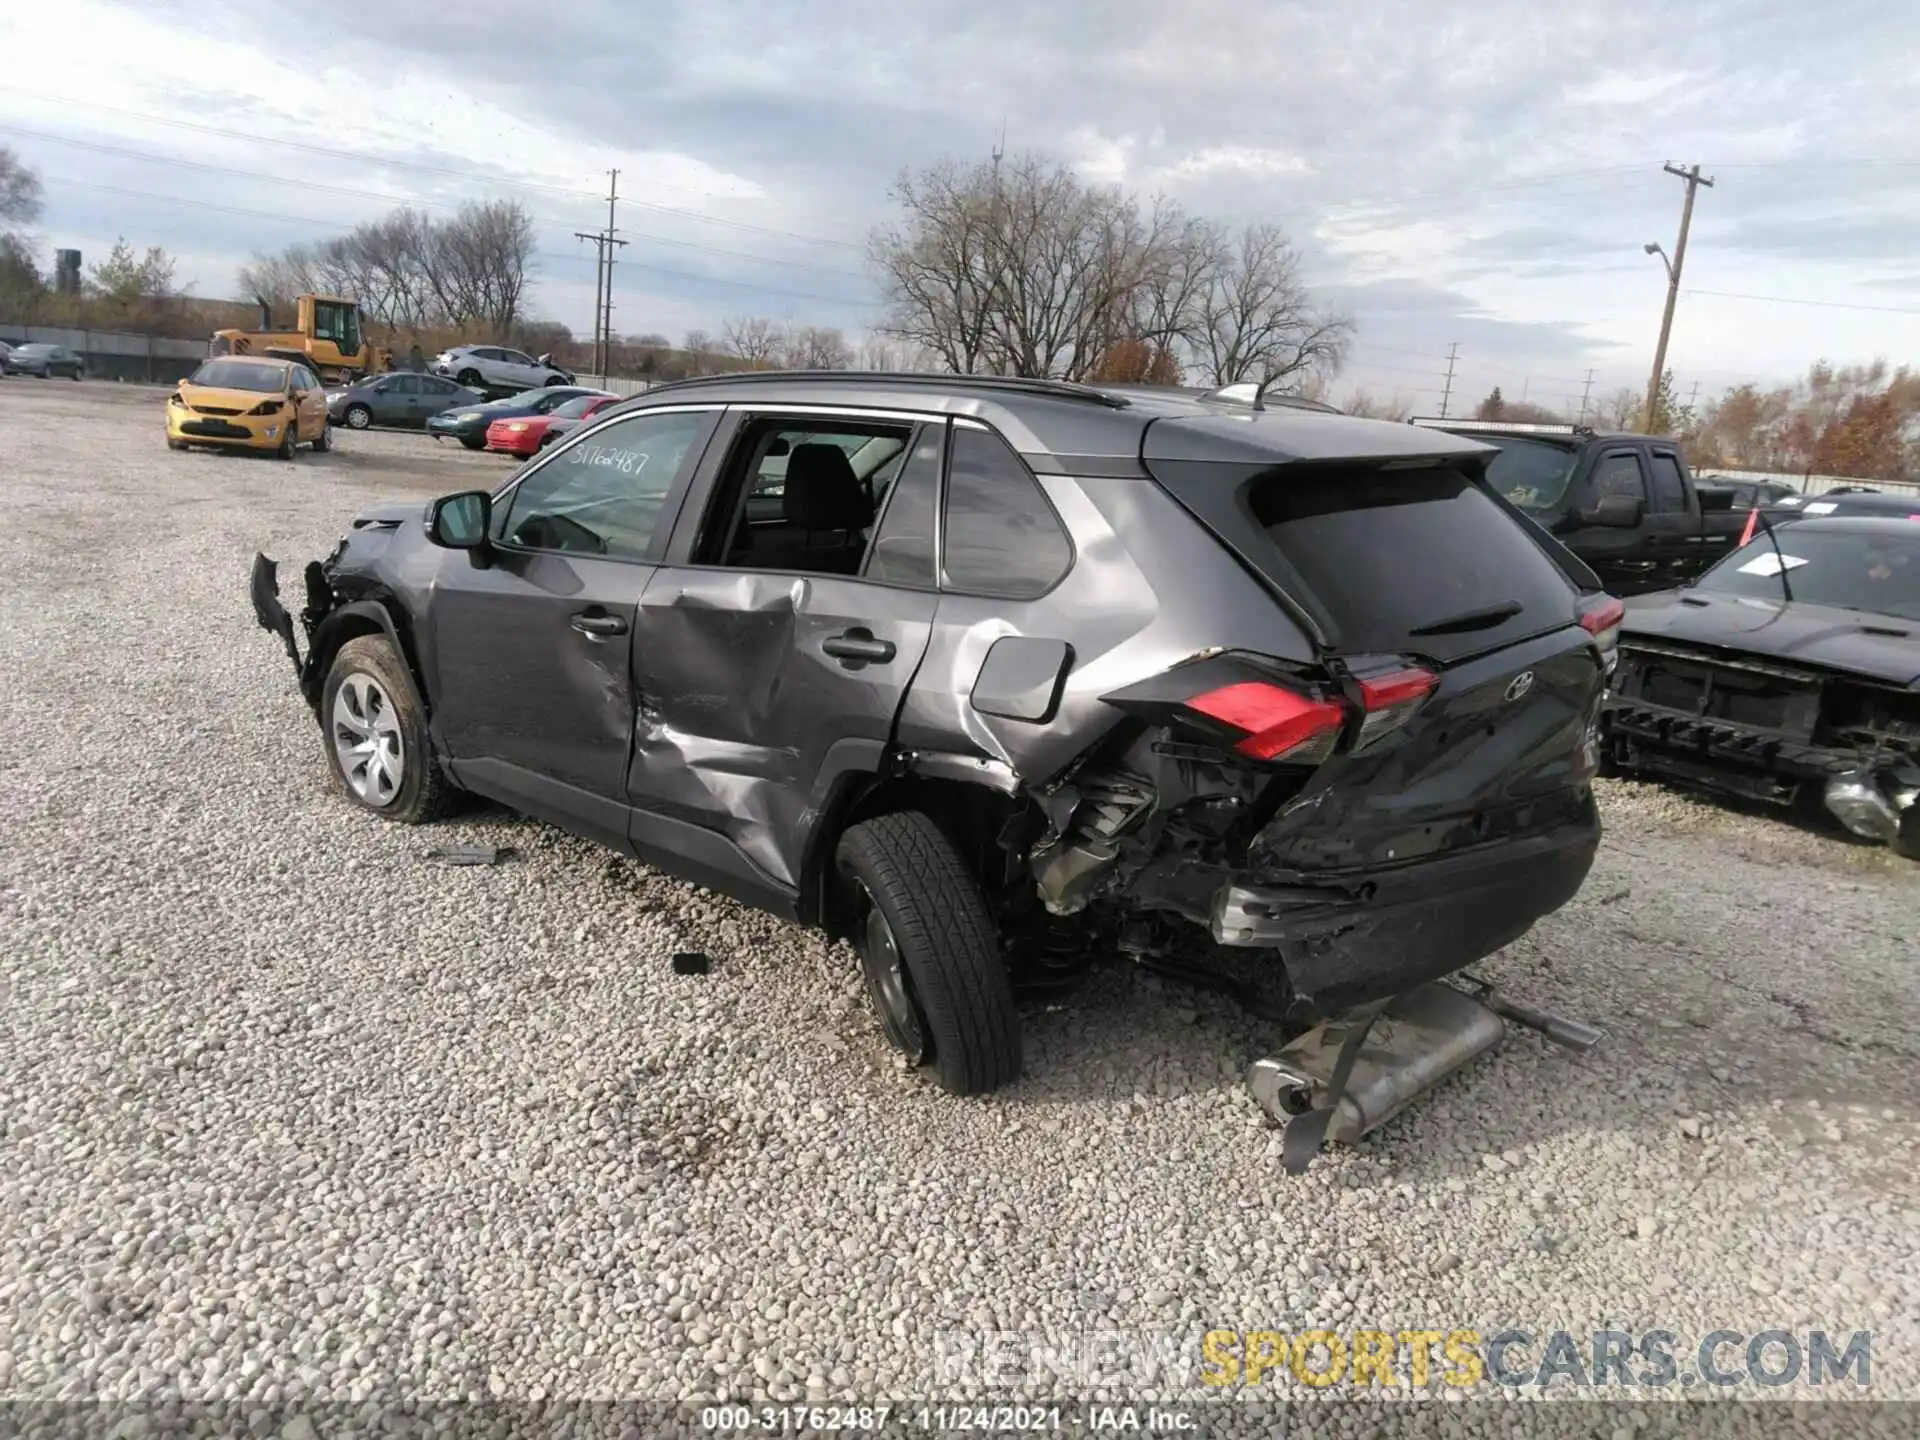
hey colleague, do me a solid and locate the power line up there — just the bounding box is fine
[1686,288,1920,317]
[0,88,866,252]
[1,123,872,280]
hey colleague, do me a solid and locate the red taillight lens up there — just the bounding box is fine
[1352,664,1438,752]
[1185,681,1346,763]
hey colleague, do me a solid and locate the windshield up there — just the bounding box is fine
[1698,528,1920,621]
[1476,437,1582,513]
[188,360,288,392]
[16,344,53,356]
[552,395,602,419]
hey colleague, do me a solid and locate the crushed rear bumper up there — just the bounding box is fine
[1204,797,1601,1020]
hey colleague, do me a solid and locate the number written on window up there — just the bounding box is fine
[502,411,707,561]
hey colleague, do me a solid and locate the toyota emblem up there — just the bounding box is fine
[1505,671,1536,702]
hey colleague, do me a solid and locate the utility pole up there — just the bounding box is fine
[1439,342,1459,418]
[1579,368,1595,422]
[1643,162,1714,433]
[1686,380,1701,413]
[574,169,626,380]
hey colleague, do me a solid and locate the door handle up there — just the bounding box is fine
[823,629,895,664]
[570,610,627,638]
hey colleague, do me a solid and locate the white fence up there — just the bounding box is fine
[1699,468,1920,499]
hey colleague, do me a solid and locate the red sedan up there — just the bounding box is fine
[485,393,620,457]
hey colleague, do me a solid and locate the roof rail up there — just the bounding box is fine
[1410,416,1594,438]
[626,369,1133,409]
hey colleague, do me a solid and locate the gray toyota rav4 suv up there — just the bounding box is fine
[252,372,1621,1095]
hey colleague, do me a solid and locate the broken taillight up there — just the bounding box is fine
[1184,680,1347,763]
[1352,663,1440,751]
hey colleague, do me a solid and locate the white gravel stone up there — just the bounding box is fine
[0,388,1917,1424]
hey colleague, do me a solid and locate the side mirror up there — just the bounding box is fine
[427,490,491,549]
[1577,495,1644,528]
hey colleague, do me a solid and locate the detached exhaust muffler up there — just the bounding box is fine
[1247,980,1600,1173]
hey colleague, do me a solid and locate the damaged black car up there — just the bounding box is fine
[1604,516,1920,858]
[252,371,1621,1094]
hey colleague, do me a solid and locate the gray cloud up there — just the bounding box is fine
[17,0,1917,382]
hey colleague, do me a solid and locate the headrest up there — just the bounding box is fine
[783,443,873,530]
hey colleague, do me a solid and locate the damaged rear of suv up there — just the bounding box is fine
[252,372,1616,1098]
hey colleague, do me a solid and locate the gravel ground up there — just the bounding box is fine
[1,382,1916,1433]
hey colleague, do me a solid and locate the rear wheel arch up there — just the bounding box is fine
[803,769,1028,934]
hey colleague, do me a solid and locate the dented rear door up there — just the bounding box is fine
[627,570,937,888]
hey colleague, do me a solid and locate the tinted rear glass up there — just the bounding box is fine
[1247,465,1578,655]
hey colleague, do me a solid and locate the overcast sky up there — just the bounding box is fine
[3,0,1917,409]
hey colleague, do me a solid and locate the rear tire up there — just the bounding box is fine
[343,404,372,430]
[835,811,1021,1095]
[320,635,456,824]
[457,369,482,389]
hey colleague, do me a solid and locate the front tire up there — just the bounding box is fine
[276,422,297,461]
[320,635,455,823]
[835,811,1021,1095]
[343,404,372,430]
[545,374,568,387]
[460,435,486,451]
[311,419,332,452]
[166,436,186,451]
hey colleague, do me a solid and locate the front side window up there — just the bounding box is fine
[1590,452,1649,504]
[941,425,1073,598]
[500,410,709,561]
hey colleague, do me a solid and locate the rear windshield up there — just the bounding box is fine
[1697,528,1920,621]
[188,360,288,392]
[1475,436,1582,514]
[1247,464,1579,657]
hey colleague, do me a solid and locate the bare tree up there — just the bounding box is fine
[627,332,672,348]
[1193,224,1350,390]
[682,329,715,375]
[1341,389,1416,421]
[1,144,43,229]
[1594,387,1640,430]
[868,158,1001,374]
[871,155,1346,386]
[239,200,536,336]
[782,324,854,370]
[720,315,786,368]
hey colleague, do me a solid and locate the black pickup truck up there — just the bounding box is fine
[1413,420,1744,596]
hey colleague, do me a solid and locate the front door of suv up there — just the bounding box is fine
[426,406,721,849]
[628,409,945,893]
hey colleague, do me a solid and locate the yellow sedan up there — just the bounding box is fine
[166,356,332,457]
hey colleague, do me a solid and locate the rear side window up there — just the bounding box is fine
[866,425,943,588]
[1248,466,1576,657]
[941,426,1072,598]
[1648,453,1689,513]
